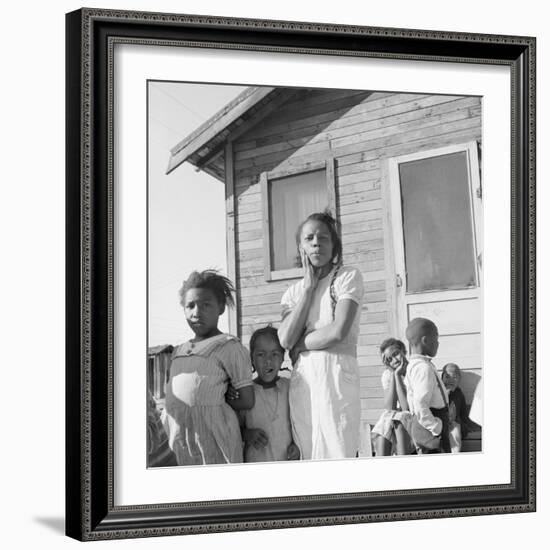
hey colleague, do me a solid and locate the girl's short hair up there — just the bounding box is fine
[294,209,343,268]
[249,325,284,359]
[379,337,407,356]
[179,269,235,308]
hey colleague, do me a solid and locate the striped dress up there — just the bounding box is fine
[163,334,253,465]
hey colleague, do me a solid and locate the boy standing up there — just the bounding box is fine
[404,318,450,453]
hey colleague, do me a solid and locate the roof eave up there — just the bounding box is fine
[165,86,277,176]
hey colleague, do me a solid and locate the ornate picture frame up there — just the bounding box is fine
[65,8,536,541]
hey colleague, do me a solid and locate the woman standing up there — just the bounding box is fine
[278,211,364,460]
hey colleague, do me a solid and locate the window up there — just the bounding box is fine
[398,151,478,292]
[260,159,336,281]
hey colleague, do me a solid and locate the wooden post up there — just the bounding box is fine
[225,142,238,337]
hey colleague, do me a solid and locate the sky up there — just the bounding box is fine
[148,81,248,346]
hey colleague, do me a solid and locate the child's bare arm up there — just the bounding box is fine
[394,370,409,412]
[383,369,398,411]
[226,385,255,410]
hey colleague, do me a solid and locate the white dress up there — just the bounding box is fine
[281,265,364,460]
[241,378,293,463]
[163,334,253,465]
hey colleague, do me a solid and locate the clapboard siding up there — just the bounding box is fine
[229,89,481,425]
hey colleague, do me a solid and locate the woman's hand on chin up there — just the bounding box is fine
[301,249,320,292]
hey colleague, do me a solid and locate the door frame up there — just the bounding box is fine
[385,141,483,339]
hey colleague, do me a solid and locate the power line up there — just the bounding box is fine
[150,83,208,124]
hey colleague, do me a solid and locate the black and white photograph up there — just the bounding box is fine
[60,2,537,543]
[147,82,484,468]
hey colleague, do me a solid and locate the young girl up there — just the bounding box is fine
[163,270,255,465]
[278,211,364,460]
[238,326,300,463]
[371,338,412,456]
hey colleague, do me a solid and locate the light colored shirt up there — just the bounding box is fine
[280,265,364,357]
[405,354,448,436]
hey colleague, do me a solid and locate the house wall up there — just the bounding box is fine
[231,88,481,425]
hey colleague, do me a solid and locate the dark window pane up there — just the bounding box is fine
[399,152,477,293]
[269,170,328,271]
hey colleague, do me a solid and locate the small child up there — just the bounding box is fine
[442,363,471,453]
[163,270,255,465]
[404,318,450,453]
[237,326,300,463]
[371,338,412,456]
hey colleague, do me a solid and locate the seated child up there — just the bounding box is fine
[442,363,471,453]
[371,338,412,456]
[404,318,450,453]
[231,326,300,463]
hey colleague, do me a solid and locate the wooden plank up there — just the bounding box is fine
[235,183,261,199]
[359,333,390,345]
[238,229,263,243]
[360,311,388,324]
[358,323,388,336]
[241,92,418,142]
[326,157,337,216]
[339,180,382,196]
[257,91,374,129]
[234,119,481,180]
[408,298,481,335]
[357,344,382,357]
[333,117,482,163]
[338,169,380,186]
[331,109,477,153]
[236,93,421,155]
[363,290,387,311]
[323,96,481,148]
[340,218,383,235]
[431,333,482,371]
[268,159,327,180]
[235,219,263,233]
[344,248,385,263]
[340,208,382,225]
[241,302,282,317]
[335,124,482,168]
[361,398,385,410]
[236,138,332,170]
[224,89,300,146]
[238,279,296,297]
[235,94,477,159]
[341,229,384,245]
[238,238,263,251]
[339,199,383,216]
[224,142,238,336]
[236,210,263,224]
[363,291,387,303]
[380,156,399,336]
[360,387,385,399]
[339,189,382,207]
[343,239,385,255]
[337,159,380,178]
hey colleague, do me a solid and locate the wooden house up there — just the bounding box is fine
[167,86,483,429]
[148,344,174,408]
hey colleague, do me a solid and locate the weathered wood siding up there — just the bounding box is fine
[232,88,482,425]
